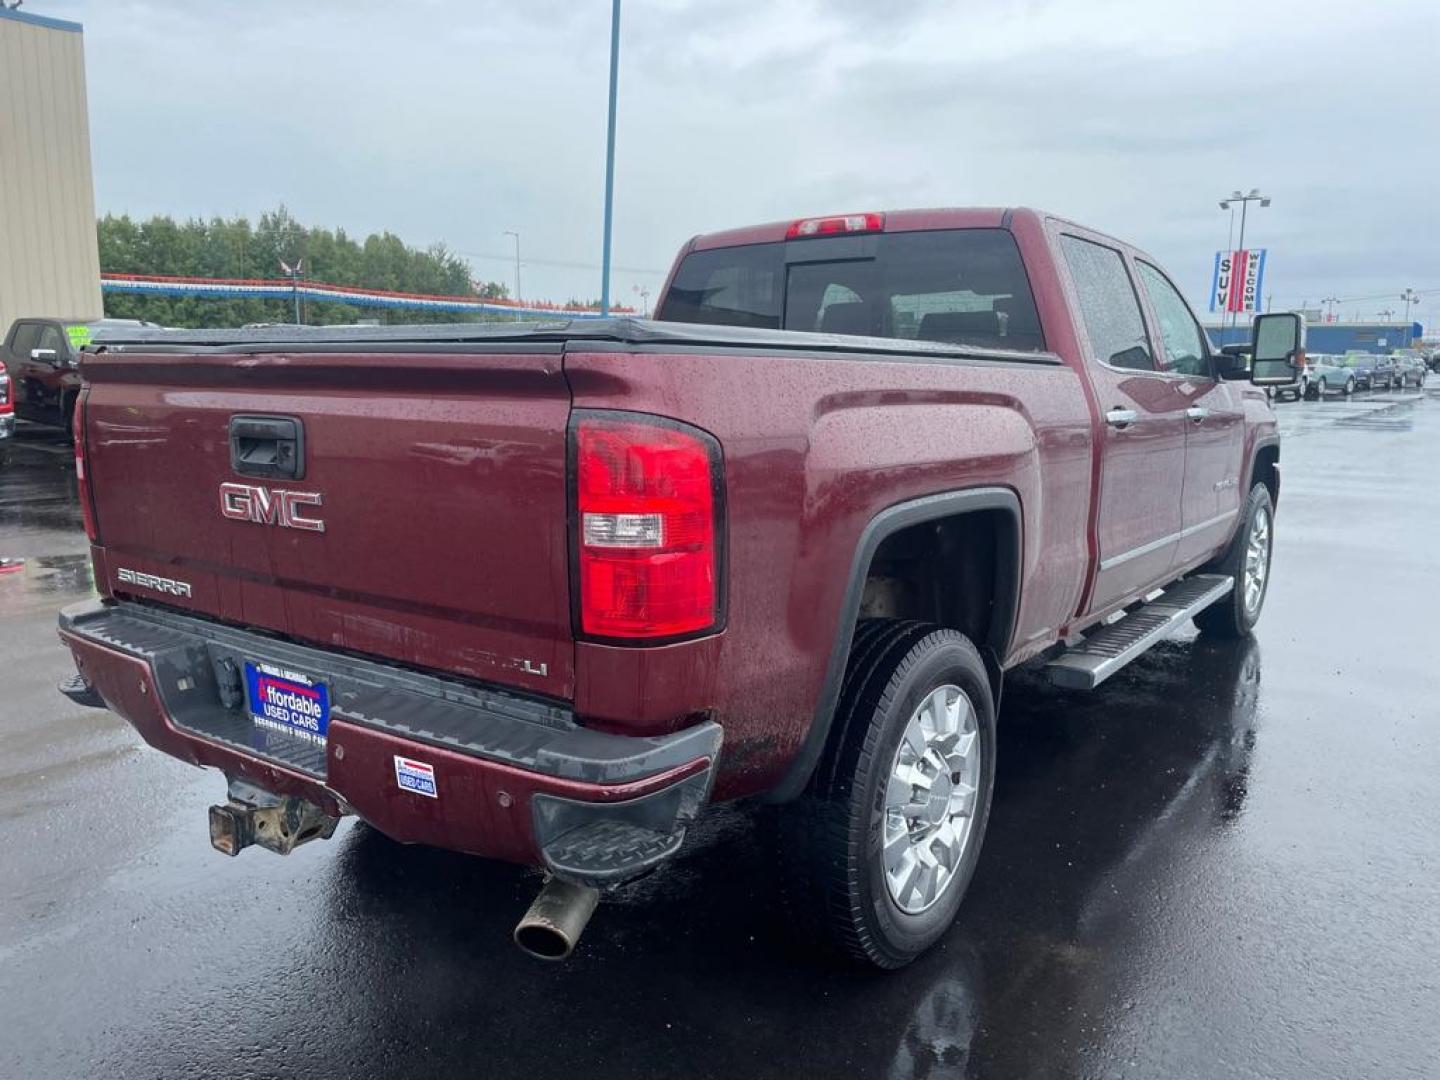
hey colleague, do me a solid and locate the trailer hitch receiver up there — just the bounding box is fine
[208,777,340,857]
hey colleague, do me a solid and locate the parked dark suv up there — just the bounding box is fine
[1364,353,1402,390]
[0,317,157,432]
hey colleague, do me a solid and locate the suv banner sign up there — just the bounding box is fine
[1210,249,1267,314]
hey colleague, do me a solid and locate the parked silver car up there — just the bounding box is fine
[1303,353,1356,399]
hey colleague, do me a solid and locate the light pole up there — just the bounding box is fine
[1218,189,1270,332]
[503,230,522,320]
[1322,296,1341,323]
[280,257,304,325]
[600,0,621,316]
[1401,287,1419,332]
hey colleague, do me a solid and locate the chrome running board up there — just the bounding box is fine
[1046,574,1234,690]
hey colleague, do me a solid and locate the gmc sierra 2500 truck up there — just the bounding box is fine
[57,208,1301,967]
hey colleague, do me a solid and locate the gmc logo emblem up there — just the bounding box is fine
[219,483,325,532]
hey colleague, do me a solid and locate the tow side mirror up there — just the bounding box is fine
[30,348,59,363]
[1249,312,1303,387]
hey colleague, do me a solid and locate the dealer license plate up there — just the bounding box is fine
[244,661,330,747]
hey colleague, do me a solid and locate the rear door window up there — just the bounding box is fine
[659,229,1045,351]
[1059,236,1154,372]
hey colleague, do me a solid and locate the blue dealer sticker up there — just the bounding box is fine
[394,755,438,798]
[244,661,330,746]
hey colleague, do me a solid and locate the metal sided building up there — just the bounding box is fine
[0,6,102,334]
[1205,320,1424,355]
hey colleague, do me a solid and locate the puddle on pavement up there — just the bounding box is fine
[0,554,95,611]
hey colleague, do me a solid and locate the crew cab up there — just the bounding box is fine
[56,209,1300,967]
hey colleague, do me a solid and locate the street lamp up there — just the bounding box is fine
[503,230,522,320]
[1217,189,1271,329]
[1217,188,1271,257]
[1400,288,1421,346]
[280,257,304,325]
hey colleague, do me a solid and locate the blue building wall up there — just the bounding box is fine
[1205,321,1423,354]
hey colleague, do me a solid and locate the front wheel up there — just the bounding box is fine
[778,622,996,968]
[1196,482,1274,640]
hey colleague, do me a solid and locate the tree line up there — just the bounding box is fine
[98,207,510,328]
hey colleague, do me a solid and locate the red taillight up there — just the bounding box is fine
[73,393,99,543]
[572,413,723,641]
[785,212,884,240]
[0,367,11,411]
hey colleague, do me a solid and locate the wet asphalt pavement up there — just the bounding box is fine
[2,392,1439,1080]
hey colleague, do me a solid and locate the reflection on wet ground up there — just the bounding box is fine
[2,399,1439,1079]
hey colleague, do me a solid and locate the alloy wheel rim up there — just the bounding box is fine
[882,684,981,914]
[1242,505,1271,616]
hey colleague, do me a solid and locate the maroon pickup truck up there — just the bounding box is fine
[57,208,1301,967]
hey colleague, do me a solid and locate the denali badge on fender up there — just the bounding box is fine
[219,483,325,532]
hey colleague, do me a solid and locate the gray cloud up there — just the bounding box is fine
[47,0,1440,322]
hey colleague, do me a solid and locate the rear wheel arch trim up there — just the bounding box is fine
[767,487,1022,803]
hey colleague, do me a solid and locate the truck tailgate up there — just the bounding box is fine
[80,348,575,699]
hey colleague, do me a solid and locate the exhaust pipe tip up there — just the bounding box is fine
[514,877,600,961]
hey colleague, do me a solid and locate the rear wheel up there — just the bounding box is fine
[1345,377,1355,396]
[1196,482,1274,640]
[778,622,996,968]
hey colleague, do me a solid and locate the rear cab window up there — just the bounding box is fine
[9,322,42,357]
[658,229,1045,352]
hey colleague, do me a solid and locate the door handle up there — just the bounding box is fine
[1186,407,1210,423]
[1105,407,1138,430]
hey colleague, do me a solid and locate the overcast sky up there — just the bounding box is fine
[45,0,1440,323]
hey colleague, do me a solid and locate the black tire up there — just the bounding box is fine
[778,621,997,969]
[1195,482,1274,640]
[1314,377,1327,399]
[1345,377,1355,396]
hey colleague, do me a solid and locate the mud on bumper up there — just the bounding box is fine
[58,600,720,887]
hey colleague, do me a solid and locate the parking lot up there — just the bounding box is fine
[2,386,1438,1080]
